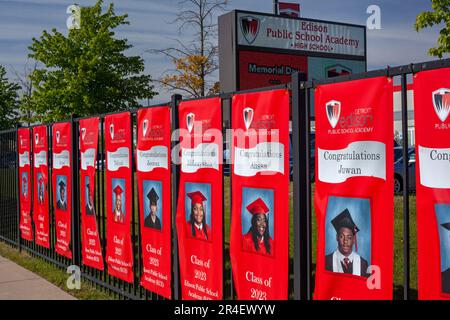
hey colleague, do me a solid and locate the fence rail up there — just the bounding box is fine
[0,57,449,300]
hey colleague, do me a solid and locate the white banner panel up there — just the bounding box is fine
[136,145,169,172]
[107,147,130,171]
[418,145,450,189]
[52,150,70,169]
[34,151,47,168]
[19,151,30,167]
[181,143,219,173]
[234,141,285,177]
[81,148,96,170]
[318,141,386,183]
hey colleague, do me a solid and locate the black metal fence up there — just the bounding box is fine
[0,57,449,300]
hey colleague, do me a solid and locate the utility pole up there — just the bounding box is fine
[274,0,279,14]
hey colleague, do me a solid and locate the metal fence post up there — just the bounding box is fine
[400,74,410,300]
[171,94,182,300]
[16,125,21,250]
[71,116,81,267]
[292,71,310,300]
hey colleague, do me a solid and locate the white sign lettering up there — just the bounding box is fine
[137,145,168,172]
[34,151,47,168]
[418,145,450,188]
[52,150,70,169]
[181,143,219,173]
[107,147,130,171]
[81,148,96,170]
[19,152,30,167]
[234,142,284,177]
[318,141,386,183]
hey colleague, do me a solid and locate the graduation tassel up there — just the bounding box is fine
[354,226,358,252]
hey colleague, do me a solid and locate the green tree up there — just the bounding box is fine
[415,0,450,58]
[25,0,156,122]
[0,65,20,130]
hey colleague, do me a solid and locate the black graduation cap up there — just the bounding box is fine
[331,208,359,234]
[147,188,159,206]
[441,222,450,231]
[58,180,66,189]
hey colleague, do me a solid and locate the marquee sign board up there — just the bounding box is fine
[219,10,366,94]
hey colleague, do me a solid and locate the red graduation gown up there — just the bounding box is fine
[242,232,274,256]
[186,222,211,240]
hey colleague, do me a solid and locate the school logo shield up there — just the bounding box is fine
[240,16,260,44]
[187,113,195,133]
[326,100,341,129]
[143,119,148,137]
[432,88,450,122]
[81,128,86,141]
[34,133,39,146]
[243,107,254,130]
[109,124,114,140]
[56,131,60,143]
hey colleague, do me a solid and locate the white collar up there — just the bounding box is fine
[195,223,203,230]
[336,250,355,262]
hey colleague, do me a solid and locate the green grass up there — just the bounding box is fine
[224,178,418,299]
[1,174,418,300]
[0,242,115,300]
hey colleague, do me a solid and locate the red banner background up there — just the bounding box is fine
[32,125,50,248]
[105,112,134,283]
[79,117,104,271]
[230,89,290,300]
[18,128,33,241]
[414,67,450,300]
[314,77,393,300]
[176,97,223,300]
[136,107,172,299]
[52,122,72,259]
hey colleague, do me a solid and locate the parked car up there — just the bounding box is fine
[394,147,416,193]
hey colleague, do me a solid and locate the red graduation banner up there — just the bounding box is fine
[52,122,72,259]
[136,107,172,299]
[314,77,393,300]
[176,97,223,300]
[79,117,104,271]
[105,112,134,283]
[414,67,450,300]
[230,89,290,300]
[32,125,50,248]
[18,128,33,241]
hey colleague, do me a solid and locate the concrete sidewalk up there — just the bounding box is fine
[0,254,76,300]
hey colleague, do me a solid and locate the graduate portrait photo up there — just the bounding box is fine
[21,172,28,198]
[435,204,450,295]
[241,187,274,257]
[143,180,162,230]
[111,178,126,224]
[37,173,45,205]
[325,196,371,278]
[184,182,211,241]
[56,175,67,211]
[85,176,95,216]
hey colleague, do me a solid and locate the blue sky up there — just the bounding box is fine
[0,0,447,103]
